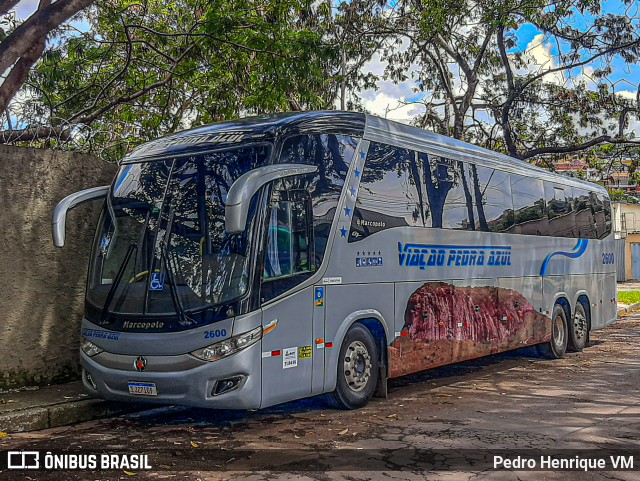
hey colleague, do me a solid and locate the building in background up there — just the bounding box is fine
[613,202,640,281]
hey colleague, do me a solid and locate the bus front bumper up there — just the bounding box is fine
[80,341,262,409]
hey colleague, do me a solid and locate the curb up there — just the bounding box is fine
[617,301,640,315]
[0,398,149,433]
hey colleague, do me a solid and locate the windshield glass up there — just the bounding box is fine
[87,144,270,318]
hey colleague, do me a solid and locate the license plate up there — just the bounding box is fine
[128,382,157,396]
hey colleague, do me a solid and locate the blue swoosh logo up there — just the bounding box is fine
[540,239,589,276]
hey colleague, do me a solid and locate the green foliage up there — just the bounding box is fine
[384,0,640,161]
[7,0,640,169]
[609,190,640,204]
[20,0,342,160]
[618,291,640,306]
[609,189,629,201]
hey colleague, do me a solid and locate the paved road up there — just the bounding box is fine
[617,281,640,292]
[2,316,640,481]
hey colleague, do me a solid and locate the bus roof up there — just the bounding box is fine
[363,115,607,194]
[122,110,606,194]
[122,111,366,162]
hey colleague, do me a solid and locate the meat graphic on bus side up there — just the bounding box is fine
[388,282,551,378]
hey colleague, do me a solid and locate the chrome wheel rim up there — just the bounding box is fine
[553,313,565,348]
[343,340,372,392]
[574,309,587,342]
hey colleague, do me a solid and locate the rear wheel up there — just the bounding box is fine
[568,302,588,352]
[327,324,379,410]
[538,303,568,359]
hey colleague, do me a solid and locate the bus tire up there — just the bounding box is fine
[327,323,379,410]
[568,302,588,352]
[538,304,568,359]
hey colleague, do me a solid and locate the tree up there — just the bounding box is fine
[492,1,640,159]
[0,0,94,119]
[2,0,395,157]
[383,0,640,161]
[2,0,348,159]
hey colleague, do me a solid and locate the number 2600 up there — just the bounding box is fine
[204,329,227,339]
[602,253,615,264]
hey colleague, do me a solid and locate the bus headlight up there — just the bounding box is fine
[81,339,104,357]
[191,326,262,362]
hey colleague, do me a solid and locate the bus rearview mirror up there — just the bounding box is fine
[52,185,110,247]
[225,164,318,234]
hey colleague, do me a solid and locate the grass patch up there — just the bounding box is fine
[618,291,640,305]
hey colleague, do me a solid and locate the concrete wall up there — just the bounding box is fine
[0,145,116,389]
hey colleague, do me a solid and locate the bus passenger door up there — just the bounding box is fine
[260,288,314,407]
[259,192,316,407]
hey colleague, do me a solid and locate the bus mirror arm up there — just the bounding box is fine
[52,185,110,247]
[225,164,318,234]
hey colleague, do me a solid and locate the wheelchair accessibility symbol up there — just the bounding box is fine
[149,272,165,291]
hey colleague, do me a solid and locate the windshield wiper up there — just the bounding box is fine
[100,242,137,323]
[160,209,194,325]
[161,249,193,324]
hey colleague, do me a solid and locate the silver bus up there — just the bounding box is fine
[53,111,617,410]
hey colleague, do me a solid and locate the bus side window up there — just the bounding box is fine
[511,174,547,236]
[545,183,575,238]
[261,190,314,303]
[427,157,475,230]
[279,133,357,261]
[574,188,596,238]
[592,192,607,239]
[468,164,514,233]
[602,197,612,238]
[349,142,423,241]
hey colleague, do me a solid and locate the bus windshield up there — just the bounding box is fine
[87,144,270,318]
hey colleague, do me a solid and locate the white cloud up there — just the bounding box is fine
[571,66,597,90]
[520,34,565,86]
[617,90,638,101]
[345,35,426,124]
[359,90,425,123]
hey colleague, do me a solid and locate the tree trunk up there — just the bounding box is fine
[0,0,94,113]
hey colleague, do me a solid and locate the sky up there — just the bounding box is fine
[7,0,640,136]
[13,0,38,19]
[353,1,639,135]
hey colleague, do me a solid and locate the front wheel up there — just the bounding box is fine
[327,324,379,410]
[538,304,568,359]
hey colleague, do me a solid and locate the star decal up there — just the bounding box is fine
[350,187,357,197]
[355,169,361,178]
[340,227,348,237]
[344,206,351,216]
[360,152,366,159]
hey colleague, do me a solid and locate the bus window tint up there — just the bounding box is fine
[545,183,575,237]
[603,196,612,238]
[593,192,607,239]
[261,187,313,302]
[279,134,358,262]
[468,164,514,232]
[425,156,475,230]
[264,198,311,279]
[511,174,547,235]
[264,202,293,278]
[574,189,596,238]
[350,143,423,241]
